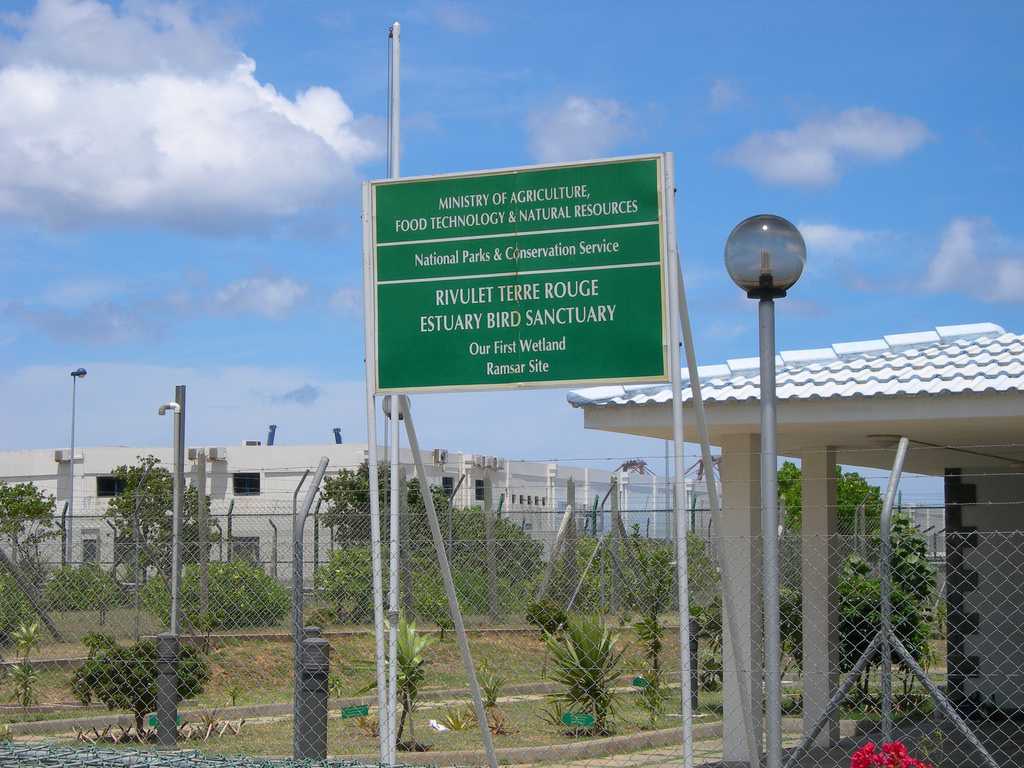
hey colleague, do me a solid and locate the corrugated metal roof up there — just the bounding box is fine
[568,322,1024,408]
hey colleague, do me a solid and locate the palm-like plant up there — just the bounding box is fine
[394,617,434,747]
[545,615,626,735]
[11,621,40,660]
[9,662,38,708]
[360,616,435,749]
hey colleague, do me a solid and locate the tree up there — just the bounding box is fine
[777,461,883,532]
[103,456,217,573]
[0,482,57,567]
[72,634,210,734]
[321,460,449,545]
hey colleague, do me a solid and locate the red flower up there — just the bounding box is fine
[849,741,932,768]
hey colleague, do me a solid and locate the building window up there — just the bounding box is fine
[230,536,261,565]
[474,479,485,502]
[82,529,100,565]
[542,497,546,506]
[233,472,261,496]
[96,476,125,497]
[442,476,454,496]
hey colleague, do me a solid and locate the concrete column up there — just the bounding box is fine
[800,447,838,746]
[720,433,763,766]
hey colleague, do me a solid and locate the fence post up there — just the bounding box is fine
[610,476,621,613]
[689,616,699,712]
[295,632,330,761]
[484,471,499,621]
[196,448,208,614]
[155,632,178,746]
[399,467,414,617]
[563,477,578,602]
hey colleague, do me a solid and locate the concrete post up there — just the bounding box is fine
[563,477,578,602]
[295,634,331,760]
[484,471,499,621]
[155,632,178,747]
[399,467,414,617]
[610,475,621,613]
[196,448,208,615]
[720,433,763,767]
[801,447,838,746]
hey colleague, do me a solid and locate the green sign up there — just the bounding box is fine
[147,714,182,727]
[341,704,370,719]
[561,711,596,727]
[632,675,650,688]
[366,155,670,393]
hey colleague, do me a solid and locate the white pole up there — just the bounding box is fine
[68,375,78,564]
[663,153,693,768]
[400,396,499,768]
[170,385,185,637]
[385,21,401,763]
[675,260,760,763]
[387,399,400,759]
[361,178,389,763]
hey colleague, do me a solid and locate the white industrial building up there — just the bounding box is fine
[0,441,708,575]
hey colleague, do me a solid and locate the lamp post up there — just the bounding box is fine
[724,214,805,768]
[158,389,185,636]
[67,368,87,565]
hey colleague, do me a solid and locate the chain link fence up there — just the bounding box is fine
[1,462,1022,767]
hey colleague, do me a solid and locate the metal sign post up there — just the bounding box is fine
[663,156,693,768]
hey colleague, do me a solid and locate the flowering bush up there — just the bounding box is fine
[851,741,932,768]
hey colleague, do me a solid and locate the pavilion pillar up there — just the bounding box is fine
[720,433,763,766]
[800,447,839,745]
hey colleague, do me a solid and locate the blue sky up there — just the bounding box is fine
[0,0,1021,491]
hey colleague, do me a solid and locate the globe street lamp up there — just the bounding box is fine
[724,215,806,768]
[67,368,87,564]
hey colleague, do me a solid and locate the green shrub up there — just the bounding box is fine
[45,565,122,614]
[0,573,33,646]
[546,615,625,736]
[526,599,567,637]
[315,547,381,624]
[72,637,209,733]
[142,560,289,630]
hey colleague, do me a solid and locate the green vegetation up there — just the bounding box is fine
[141,560,289,630]
[0,572,33,646]
[546,615,626,736]
[72,633,210,734]
[777,461,883,532]
[45,565,122,622]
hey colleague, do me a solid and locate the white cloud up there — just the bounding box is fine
[709,79,741,111]
[431,1,488,34]
[727,108,930,185]
[798,223,872,254]
[0,0,379,230]
[527,96,630,163]
[925,217,1024,303]
[329,286,362,315]
[214,277,307,317]
[42,277,123,307]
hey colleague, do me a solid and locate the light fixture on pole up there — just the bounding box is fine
[724,214,805,768]
[158,395,184,635]
[67,368,87,565]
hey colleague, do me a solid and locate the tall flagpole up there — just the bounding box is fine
[385,21,401,764]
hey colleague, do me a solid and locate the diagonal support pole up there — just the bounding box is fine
[400,395,498,768]
[889,633,999,768]
[783,632,885,768]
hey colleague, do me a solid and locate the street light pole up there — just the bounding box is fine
[758,295,781,768]
[724,215,806,768]
[67,368,87,565]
